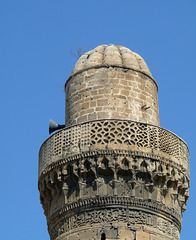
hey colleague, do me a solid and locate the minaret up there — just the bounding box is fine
[38,44,189,240]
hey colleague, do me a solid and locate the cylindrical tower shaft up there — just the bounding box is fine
[38,44,189,240]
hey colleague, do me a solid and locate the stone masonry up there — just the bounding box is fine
[38,44,190,240]
[65,45,159,126]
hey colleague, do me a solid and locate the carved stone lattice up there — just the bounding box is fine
[91,121,149,147]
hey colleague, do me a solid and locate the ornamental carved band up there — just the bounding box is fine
[38,45,189,240]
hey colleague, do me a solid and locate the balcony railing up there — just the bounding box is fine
[39,119,189,177]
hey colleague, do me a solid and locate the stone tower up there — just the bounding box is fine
[38,45,190,240]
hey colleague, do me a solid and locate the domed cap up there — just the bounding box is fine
[69,44,154,80]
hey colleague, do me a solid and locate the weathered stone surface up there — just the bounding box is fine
[65,67,159,126]
[38,45,189,240]
[136,230,149,240]
[69,44,153,79]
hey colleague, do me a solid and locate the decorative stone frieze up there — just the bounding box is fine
[39,146,188,220]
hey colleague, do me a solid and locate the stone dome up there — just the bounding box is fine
[65,44,159,127]
[69,44,153,80]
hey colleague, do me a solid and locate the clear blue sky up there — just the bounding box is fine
[1,1,196,239]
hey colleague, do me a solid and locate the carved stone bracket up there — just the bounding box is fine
[39,149,189,218]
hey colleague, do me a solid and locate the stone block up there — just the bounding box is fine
[136,230,149,240]
[99,89,112,95]
[81,102,89,109]
[118,228,135,239]
[126,74,135,80]
[90,101,97,107]
[88,112,97,121]
[77,115,87,123]
[97,99,108,106]
[98,111,109,119]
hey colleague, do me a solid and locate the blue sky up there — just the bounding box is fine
[1,1,196,239]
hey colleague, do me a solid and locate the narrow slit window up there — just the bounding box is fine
[101,233,106,240]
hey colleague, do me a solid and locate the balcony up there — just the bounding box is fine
[39,119,189,178]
